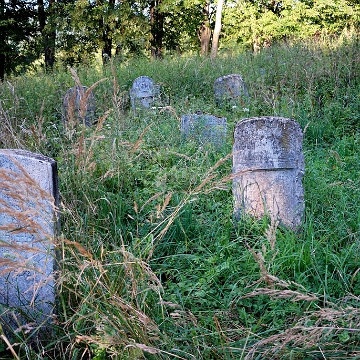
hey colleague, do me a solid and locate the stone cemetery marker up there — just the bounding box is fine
[214,74,249,108]
[233,117,305,229]
[130,76,160,111]
[181,113,227,148]
[63,85,96,126]
[0,149,59,332]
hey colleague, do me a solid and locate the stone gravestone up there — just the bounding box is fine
[214,74,249,108]
[63,85,96,126]
[181,113,227,148]
[233,117,305,229]
[129,76,160,112]
[0,149,59,334]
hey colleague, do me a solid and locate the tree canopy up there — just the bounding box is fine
[0,0,40,80]
[0,0,359,78]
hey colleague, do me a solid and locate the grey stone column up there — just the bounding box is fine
[233,117,305,229]
[0,149,59,332]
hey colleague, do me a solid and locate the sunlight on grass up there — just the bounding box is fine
[0,34,359,359]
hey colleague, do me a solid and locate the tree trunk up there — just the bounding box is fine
[210,0,223,59]
[150,0,164,59]
[102,28,112,62]
[46,0,55,69]
[0,53,5,82]
[199,1,211,56]
[45,33,56,69]
[97,0,114,65]
[0,0,4,81]
[38,0,55,70]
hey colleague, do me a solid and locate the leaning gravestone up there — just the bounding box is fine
[130,76,160,112]
[0,150,59,333]
[233,117,305,229]
[214,74,249,108]
[63,85,96,126]
[181,113,227,148]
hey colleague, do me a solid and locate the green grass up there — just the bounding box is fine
[0,34,359,359]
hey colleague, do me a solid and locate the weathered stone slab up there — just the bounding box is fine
[233,117,305,228]
[0,150,59,332]
[63,86,96,126]
[181,113,227,147]
[130,76,160,111]
[214,74,249,108]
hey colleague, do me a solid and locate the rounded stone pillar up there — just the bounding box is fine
[233,116,305,229]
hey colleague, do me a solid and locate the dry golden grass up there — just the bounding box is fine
[238,221,360,359]
[63,68,107,130]
[244,303,360,359]
[57,235,166,359]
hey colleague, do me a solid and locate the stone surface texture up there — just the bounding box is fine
[214,73,249,107]
[0,149,59,329]
[63,85,96,126]
[130,76,160,110]
[233,117,305,228]
[181,113,227,147]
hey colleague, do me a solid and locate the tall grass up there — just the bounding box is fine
[0,33,359,359]
[0,154,58,358]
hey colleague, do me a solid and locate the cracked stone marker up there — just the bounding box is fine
[233,117,305,229]
[130,76,161,111]
[214,74,249,108]
[0,149,59,332]
[181,113,227,148]
[63,85,96,126]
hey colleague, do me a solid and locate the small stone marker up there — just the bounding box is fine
[0,149,59,332]
[181,113,227,147]
[63,85,96,126]
[214,74,249,108]
[129,76,160,112]
[233,117,305,229]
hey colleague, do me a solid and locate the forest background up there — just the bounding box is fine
[1,0,360,79]
[1,0,360,358]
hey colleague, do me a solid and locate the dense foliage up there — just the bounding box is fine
[0,0,40,79]
[1,0,360,78]
[222,0,359,49]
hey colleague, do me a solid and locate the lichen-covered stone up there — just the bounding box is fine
[0,149,59,333]
[130,76,159,110]
[233,116,305,229]
[214,74,249,108]
[181,113,227,148]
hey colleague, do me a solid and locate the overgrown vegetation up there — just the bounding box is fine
[1,0,359,79]
[0,34,359,359]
